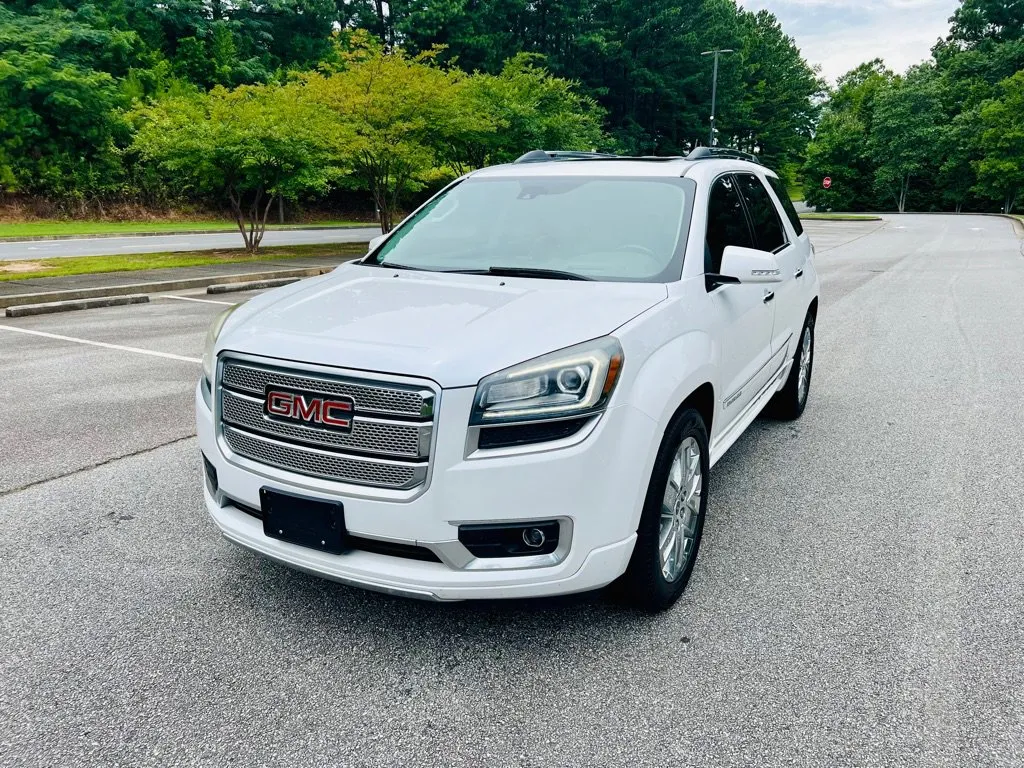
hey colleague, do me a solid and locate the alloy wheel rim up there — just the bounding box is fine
[659,436,702,582]
[797,326,812,404]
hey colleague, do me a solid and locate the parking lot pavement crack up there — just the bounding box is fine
[0,433,196,499]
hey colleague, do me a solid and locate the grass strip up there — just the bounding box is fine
[0,242,368,282]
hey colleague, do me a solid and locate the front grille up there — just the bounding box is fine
[219,358,434,490]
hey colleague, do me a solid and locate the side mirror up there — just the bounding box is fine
[367,234,386,253]
[719,245,783,284]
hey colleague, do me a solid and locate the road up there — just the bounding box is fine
[1,215,1022,766]
[0,227,382,261]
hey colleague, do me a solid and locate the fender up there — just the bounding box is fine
[618,329,718,530]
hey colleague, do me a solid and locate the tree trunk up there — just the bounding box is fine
[278,195,284,225]
[897,174,911,213]
[228,187,254,252]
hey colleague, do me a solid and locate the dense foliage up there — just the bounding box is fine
[803,0,1024,213]
[0,1,821,225]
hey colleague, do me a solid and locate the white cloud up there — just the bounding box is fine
[741,0,960,82]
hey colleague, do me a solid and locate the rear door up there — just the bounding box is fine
[763,173,812,347]
[705,174,775,427]
[734,172,800,357]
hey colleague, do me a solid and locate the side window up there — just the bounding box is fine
[705,175,754,274]
[735,173,787,252]
[766,174,804,236]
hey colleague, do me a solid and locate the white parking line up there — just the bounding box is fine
[0,325,200,363]
[160,294,235,306]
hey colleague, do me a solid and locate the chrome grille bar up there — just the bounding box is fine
[222,427,426,490]
[221,360,432,418]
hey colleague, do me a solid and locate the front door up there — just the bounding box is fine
[705,174,776,428]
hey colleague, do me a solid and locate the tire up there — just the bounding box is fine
[768,311,815,420]
[616,407,709,612]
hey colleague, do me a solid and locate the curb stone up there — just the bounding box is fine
[6,294,149,318]
[207,277,301,294]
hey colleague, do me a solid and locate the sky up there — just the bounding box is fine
[742,0,961,83]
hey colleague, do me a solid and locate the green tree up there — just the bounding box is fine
[450,53,606,172]
[734,9,824,172]
[937,108,981,213]
[869,67,944,212]
[801,61,894,211]
[132,83,339,250]
[0,4,149,205]
[304,39,488,232]
[974,71,1024,213]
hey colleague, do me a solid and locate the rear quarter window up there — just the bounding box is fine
[766,175,804,236]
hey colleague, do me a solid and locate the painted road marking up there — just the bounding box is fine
[120,242,189,249]
[0,325,200,363]
[160,294,235,306]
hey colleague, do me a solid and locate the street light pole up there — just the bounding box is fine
[701,48,733,146]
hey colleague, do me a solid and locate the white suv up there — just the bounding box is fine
[196,148,819,611]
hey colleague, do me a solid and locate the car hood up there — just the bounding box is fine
[217,264,667,387]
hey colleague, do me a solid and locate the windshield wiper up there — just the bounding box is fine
[366,260,423,271]
[365,262,591,281]
[481,266,592,281]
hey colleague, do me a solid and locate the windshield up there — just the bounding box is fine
[369,175,695,282]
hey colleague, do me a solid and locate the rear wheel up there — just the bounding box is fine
[768,311,814,420]
[617,407,709,612]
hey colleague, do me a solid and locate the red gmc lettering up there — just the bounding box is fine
[266,391,293,417]
[321,400,353,426]
[293,396,320,422]
[265,390,352,429]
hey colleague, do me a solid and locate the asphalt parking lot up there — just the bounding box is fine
[2,214,1022,766]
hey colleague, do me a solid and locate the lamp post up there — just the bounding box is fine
[701,48,733,146]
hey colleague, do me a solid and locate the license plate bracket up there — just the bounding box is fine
[260,487,346,555]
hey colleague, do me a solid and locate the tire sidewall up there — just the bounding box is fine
[795,313,815,414]
[626,407,710,610]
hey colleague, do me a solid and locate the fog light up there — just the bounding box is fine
[522,527,546,548]
[458,520,560,558]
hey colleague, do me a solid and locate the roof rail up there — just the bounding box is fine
[514,150,622,163]
[684,147,761,164]
[513,150,684,164]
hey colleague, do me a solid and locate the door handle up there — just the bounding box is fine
[763,290,775,304]
[794,268,804,278]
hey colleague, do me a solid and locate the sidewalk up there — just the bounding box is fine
[0,255,356,300]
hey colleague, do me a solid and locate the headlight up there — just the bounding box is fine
[470,338,624,425]
[201,304,240,385]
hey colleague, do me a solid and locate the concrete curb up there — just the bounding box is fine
[0,265,341,309]
[0,225,374,243]
[208,277,301,294]
[6,294,149,318]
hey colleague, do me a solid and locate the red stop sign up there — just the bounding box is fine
[823,176,832,189]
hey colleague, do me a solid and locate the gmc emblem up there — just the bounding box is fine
[264,387,354,432]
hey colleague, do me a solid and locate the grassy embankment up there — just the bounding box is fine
[0,242,368,283]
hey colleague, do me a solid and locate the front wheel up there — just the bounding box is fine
[768,311,815,420]
[616,407,709,612]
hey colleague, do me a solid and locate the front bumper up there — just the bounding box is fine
[196,379,658,601]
